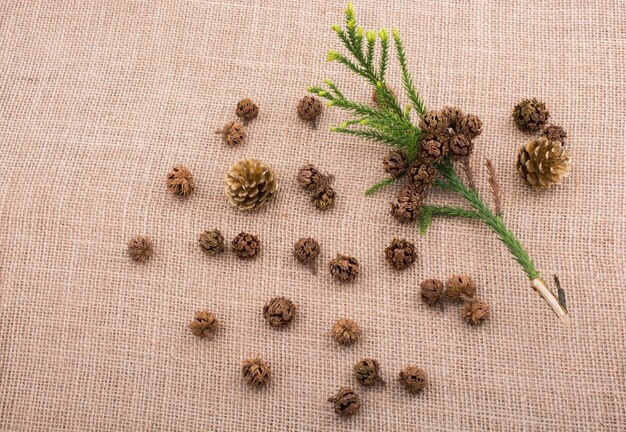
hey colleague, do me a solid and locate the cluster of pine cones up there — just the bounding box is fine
[386,107,483,223]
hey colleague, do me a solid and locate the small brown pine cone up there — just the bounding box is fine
[354,359,385,386]
[385,238,417,270]
[460,300,490,325]
[445,274,477,300]
[188,310,219,338]
[542,124,567,144]
[219,121,246,146]
[297,164,322,191]
[419,110,445,133]
[328,387,360,416]
[242,357,271,387]
[420,137,448,163]
[312,185,336,211]
[263,297,296,328]
[231,232,261,259]
[399,365,428,394]
[408,161,437,196]
[512,98,550,132]
[297,96,323,120]
[235,98,259,120]
[198,229,224,255]
[329,254,360,282]
[382,149,407,178]
[390,186,422,223]
[448,134,474,160]
[331,318,362,345]
[440,106,464,131]
[293,237,320,263]
[166,165,195,197]
[459,114,483,139]
[127,236,154,262]
[420,278,444,306]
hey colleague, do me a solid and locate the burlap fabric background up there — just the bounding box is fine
[0,0,624,430]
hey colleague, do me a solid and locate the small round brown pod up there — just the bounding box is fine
[329,254,359,282]
[242,357,271,387]
[420,278,444,307]
[127,235,154,262]
[297,164,322,191]
[460,300,490,325]
[420,137,448,163]
[382,149,407,178]
[293,237,320,263]
[390,187,422,223]
[448,134,474,160]
[399,365,428,394]
[445,274,477,300]
[235,98,259,120]
[312,185,336,211]
[331,318,362,346]
[542,124,567,143]
[231,232,261,259]
[419,110,445,133]
[385,238,417,270]
[198,229,224,255]
[263,297,296,328]
[188,310,219,338]
[459,114,482,139]
[219,121,247,146]
[166,165,195,197]
[328,387,360,416]
[297,96,323,120]
[512,98,550,132]
[440,106,464,131]
[353,359,385,386]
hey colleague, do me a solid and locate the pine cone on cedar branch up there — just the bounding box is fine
[517,137,571,190]
[225,159,277,211]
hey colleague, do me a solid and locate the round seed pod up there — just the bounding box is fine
[297,95,323,120]
[329,254,360,282]
[420,137,448,163]
[440,106,464,131]
[231,232,261,259]
[353,359,385,386]
[263,297,296,328]
[312,185,336,211]
[408,161,437,198]
[382,149,407,178]
[188,310,219,338]
[331,318,362,345]
[390,187,422,223]
[198,229,224,255]
[448,134,474,160]
[420,278,444,306]
[512,98,549,132]
[328,387,360,416]
[242,357,271,387]
[293,237,320,263]
[459,114,482,139]
[385,238,417,270]
[235,98,259,120]
[445,274,477,300]
[419,110,445,133]
[127,235,154,262]
[297,164,322,191]
[219,121,246,146]
[460,299,490,325]
[542,124,567,144]
[398,365,428,394]
[166,165,195,197]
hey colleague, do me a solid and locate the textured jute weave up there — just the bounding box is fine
[0,1,624,430]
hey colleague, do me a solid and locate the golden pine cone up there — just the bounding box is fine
[225,159,277,211]
[517,137,571,190]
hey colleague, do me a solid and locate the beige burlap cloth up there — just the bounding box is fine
[0,1,624,430]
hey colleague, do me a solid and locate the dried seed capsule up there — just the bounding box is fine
[382,149,407,178]
[385,238,417,270]
[297,164,322,191]
[512,98,549,132]
[328,387,360,416]
[242,357,271,387]
[399,365,428,394]
[127,235,154,262]
[312,185,336,210]
[231,232,261,259]
[263,297,296,328]
[198,229,224,255]
[188,310,219,338]
[235,98,259,120]
[166,165,195,197]
[460,299,490,325]
[445,274,477,300]
[420,278,444,306]
[353,359,385,386]
[219,121,247,146]
[293,237,320,263]
[297,95,323,120]
[329,254,359,282]
[331,318,362,345]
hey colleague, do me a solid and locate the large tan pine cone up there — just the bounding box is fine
[225,159,277,211]
[516,137,570,190]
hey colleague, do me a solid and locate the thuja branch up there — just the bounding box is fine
[311,3,568,321]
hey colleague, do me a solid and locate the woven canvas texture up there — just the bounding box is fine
[0,0,624,430]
